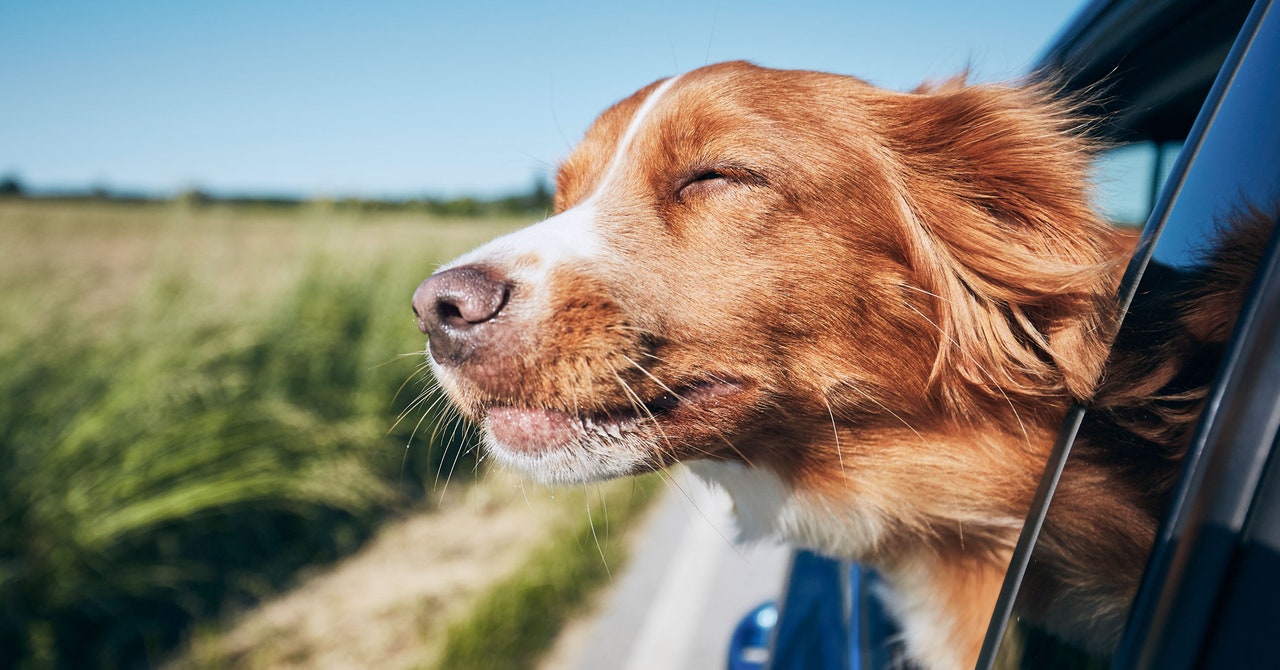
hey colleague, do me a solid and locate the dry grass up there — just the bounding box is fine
[171,474,628,670]
[0,199,531,668]
[0,199,521,339]
[2,198,659,670]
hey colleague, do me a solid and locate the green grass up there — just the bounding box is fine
[0,199,523,670]
[432,476,661,670]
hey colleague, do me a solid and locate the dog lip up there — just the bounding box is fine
[485,406,603,453]
[482,378,745,454]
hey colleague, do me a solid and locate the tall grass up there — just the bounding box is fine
[0,200,522,669]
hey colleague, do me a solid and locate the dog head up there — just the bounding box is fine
[413,61,1124,544]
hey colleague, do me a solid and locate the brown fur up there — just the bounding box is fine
[1024,204,1273,651]
[419,62,1267,668]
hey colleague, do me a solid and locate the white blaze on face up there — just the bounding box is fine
[442,74,684,285]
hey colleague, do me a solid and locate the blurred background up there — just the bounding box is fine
[1,2,1092,669]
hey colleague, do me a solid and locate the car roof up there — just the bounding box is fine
[1036,0,1254,142]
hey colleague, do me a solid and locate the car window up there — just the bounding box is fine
[985,2,1279,667]
[1093,140,1184,228]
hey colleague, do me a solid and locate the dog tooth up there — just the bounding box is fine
[606,422,622,439]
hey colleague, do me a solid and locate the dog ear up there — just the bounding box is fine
[881,82,1130,408]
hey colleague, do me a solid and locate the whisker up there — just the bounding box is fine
[608,367,679,463]
[900,283,949,302]
[597,483,611,546]
[518,477,534,511]
[419,386,455,421]
[429,407,458,488]
[903,302,1031,448]
[583,485,612,581]
[656,467,745,558]
[841,382,930,449]
[469,422,485,477]
[436,407,471,500]
[400,392,447,480]
[620,353,680,398]
[604,323,662,336]
[380,350,436,364]
[389,361,433,407]
[391,365,437,414]
[426,394,458,448]
[616,356,749,465]
[389,382,443,434]
[823,396,845,475]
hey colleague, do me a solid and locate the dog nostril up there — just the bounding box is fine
[435,300,465,325]
[411,265,511,341]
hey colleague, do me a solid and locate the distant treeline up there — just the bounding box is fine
[0,174,554,218]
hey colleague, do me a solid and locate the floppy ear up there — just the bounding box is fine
[879,81,1131,409]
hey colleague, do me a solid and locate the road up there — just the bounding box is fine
[552,470,793,670]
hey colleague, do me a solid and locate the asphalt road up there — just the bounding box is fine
[564,470,793,670]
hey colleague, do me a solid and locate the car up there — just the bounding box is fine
[729,0,1279,667]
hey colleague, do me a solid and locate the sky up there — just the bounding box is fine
[1,1,1088,199]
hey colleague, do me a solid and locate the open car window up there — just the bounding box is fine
[749,4,1274,669]
[980,1,1280,667]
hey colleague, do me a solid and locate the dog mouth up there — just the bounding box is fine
[483,378,745,454]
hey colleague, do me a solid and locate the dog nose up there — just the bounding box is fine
[412,265,510,363]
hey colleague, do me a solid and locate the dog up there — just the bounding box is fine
[411,61,1254,668]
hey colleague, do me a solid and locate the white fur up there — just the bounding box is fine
[877,555,972,670]
[686,460,887,558]
[481,424,652,484]
[595,74,682,195]
[443,74,684,283]
[444,202,602,281]
[689,462,994,670]
[431,74,690,487]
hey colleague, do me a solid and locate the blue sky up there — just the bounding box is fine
[1,1,1086,198]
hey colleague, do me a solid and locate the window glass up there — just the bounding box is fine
[993,4,1280,666]
[1092,140,1187,228]
[1093,142,1158,226]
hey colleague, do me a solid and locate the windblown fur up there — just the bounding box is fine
[413,62,1269,668]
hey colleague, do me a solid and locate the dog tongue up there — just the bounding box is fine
[486,406,581,452]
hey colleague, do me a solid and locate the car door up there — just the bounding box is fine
[979,0,1280,668]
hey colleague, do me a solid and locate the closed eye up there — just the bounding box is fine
[676,166,764,200]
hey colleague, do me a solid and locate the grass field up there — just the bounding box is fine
[0,198,541,669]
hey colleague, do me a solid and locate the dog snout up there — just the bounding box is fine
[413,265,511,364]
